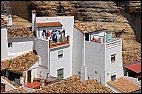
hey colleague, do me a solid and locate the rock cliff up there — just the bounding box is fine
[9,1,141,64]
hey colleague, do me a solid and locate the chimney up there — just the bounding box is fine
[32,10,36,32]
[7,15,12,26]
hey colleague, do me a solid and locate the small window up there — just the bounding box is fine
[85,33,89,41]
[111,54,116,63]
[8,43,12,47]
[111,75,116,81]
[58,50,63,58]
[57,68,64,78]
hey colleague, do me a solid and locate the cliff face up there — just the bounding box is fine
[10,1,141,64]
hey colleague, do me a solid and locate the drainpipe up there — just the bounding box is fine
[48,40,50,81]
[83,34,85,66]
[81,33,87,81]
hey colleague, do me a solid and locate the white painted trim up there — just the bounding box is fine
[1,78,17,89]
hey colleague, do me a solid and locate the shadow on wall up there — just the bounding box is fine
[120,8,141,43]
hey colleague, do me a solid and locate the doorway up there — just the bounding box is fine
[27,70,31,83]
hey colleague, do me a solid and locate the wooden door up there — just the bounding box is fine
[27,70,31,83]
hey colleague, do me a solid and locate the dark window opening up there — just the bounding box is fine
[57,68,64,78]
[27,70,31,83]
[111,54,116,63]
[111,75,116,81]
[85,33,89,41]
[1,83,5,92]
[58,50,63,58]
[1,71,6,76]
[8,43,12,47]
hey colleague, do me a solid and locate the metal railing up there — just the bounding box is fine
[106,38,121,48]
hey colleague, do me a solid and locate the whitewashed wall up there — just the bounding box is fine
[105,39,124,85]
[24,58,49,85]
[8,38,34,56]
[35,16,74,78]
[1,78,16,92]
[85,41,106,84]
[37,66,49,79]
[50,46,72,79]
[72,27,84,75]
[1,26,8,60]
[34,39,49,68]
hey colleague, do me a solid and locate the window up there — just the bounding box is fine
[85,33,89,41]
[58,50,63,58]
[8,43,12,47]
[57,68,64,78]
[111,75,116,81]
[111,54,116,63]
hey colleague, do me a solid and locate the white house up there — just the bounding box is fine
[32,10,74,79]
[1,51,49,86]
[73,22,124,85]
[73,22,141,93]
[1,14,34,59]
[1,76,18,92]
[1,17,8,60]
[7,27,35,58]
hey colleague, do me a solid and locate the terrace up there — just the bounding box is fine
[49,35,70,49]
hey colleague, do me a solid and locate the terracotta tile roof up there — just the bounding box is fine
[107,77,140,93]
[35,75,113,93]
[4,88,28,93]
[8,27,34,39]
[1,18,7,26]
[1,76,20,88]
[37,22,63,28]
[74,22,105,33]
[1,51,38,73]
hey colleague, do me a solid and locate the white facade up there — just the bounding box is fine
[73,28,124,85]
[8,38,34,57]
[7,15,12,26]
[85,41,106,84]
[72,27,84,76]
[1,78,17,92]
[32,13,74,79]
[33,39,49,68]
[1,26,8,60]
[24,59,49,85]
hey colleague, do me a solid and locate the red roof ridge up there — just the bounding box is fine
[37,21,62,28]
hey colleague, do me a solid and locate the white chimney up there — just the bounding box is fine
[7,15,12,26]
[32,10,36,32]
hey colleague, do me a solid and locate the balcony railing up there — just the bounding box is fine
[49,36,70,49]
[106,38,121,48]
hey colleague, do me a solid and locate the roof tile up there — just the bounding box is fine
[75,22,104,33]
[8,27,34,39]
[107,77,140,93]
[1,51,38,73]
[37,22,62,28]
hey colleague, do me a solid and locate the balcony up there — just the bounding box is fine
[49,36,70,49]
[106,38,121,48]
